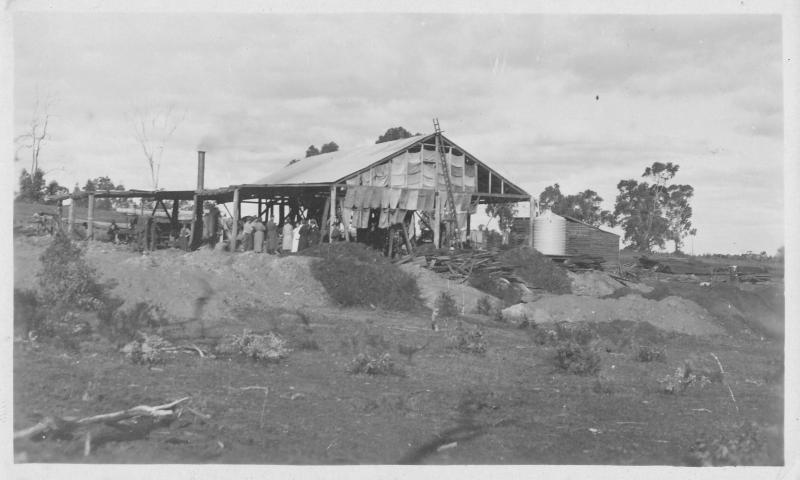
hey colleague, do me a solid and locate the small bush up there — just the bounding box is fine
[447,324,487,355]
[475,296,493,315]
[98,300,168,344]
[37,232,104,310]
[220,330,291,363]
[434,291,459,318]
[658,362,713,394]
[492,308,505,323]
[310,254,422,311]
[14,288,46,336]
[554,341,601,375]
[121,332,173,365]
[635,344,667,362]
[554,321,595,346]
[346,352,405,376]
[687,422,775,466]
[497,246,572,294]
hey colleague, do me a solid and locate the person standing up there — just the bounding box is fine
[253,218,266,253]
[297,220,310,251]
[282,221,294,252]
[291,222,302,253]
[307,219,320,247]
[241,217,255,251]
[179,223,191,251]
[266,218,279,254]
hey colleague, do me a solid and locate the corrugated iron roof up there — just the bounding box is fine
[253,134,431,185]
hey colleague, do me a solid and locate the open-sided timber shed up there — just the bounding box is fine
[226,133,533,250]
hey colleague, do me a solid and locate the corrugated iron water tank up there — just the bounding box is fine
[533,210,566,255]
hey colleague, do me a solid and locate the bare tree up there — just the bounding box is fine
[131,105,185,190]
[15,90,55,174]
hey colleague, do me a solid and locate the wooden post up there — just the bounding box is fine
[319,195,331,246]
[329,185,337,243]
[528,196,535,247]
[231,188,240,252]
[279,201,285,226]
[67,197,75,233]
[171,198,179,233]
[387,226,394,258]
[57,200,63,218]
[400,222,413,255]
[433,192,441,248]
[340,198,350,242]
[87,194,95,240]
[189,195,201,249]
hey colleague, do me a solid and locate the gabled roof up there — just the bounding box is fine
[250,133,529,197]
[253,134,430,185]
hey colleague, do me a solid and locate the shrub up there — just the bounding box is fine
[14,288,46,336]
[346,352,405,376]
[37,232,104,311]
[121,332,173,365]
[475,296,493,315]
[658,362,713,394]
[554,341,601,375]
[447,324,487,355]
[554,321,595,346]
[497,246,571,294]
[97,300,168,344]
[303,241,390,264]
[635,344,667,362]
[310,253,422,311]
[434,291,459,318]
[688,422,774,466]
[220,330,291,363]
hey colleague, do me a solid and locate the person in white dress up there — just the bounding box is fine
[291,223,302,253]
[282,222,294,252]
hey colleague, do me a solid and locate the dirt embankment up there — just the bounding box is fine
[502,293,724,336]
[14,237,331,329]
[400,263,501,314]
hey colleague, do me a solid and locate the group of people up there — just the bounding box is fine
[236,217,320,254]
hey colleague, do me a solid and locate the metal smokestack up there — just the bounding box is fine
[197,151,206,191]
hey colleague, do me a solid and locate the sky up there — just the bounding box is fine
[9,8,786,255]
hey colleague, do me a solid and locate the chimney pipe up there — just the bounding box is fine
[197,151,206,191]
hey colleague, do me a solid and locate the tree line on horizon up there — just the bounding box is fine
[15,119,755,255]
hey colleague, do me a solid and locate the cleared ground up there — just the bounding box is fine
[12,232,784,465]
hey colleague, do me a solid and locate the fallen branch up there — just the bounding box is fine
[710,353,739,414]
[14,397,190,441]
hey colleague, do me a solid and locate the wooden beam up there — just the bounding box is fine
[341,197,350,242]
[319,194,331,246]
[329,186,337,243]
[528,196,535,248]
[171,199,180,231]
[433,192,441,248]
[87,194,95,240]
[400,221,413,255]
[231,188,240,252]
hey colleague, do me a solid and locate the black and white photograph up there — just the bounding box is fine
[3,0,797,476]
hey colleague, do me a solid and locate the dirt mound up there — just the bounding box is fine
[502,293,724,336]
[568,270,654,297]
[15,237,331,330]
[400,263,500,314]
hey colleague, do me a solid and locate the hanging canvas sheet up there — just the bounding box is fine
[381,188,392,209]
[343,188,357,208]
[422,162,437,188]
[407,170,423,188]
[369,187,383,208]
[373,164,389,187]
[389,188,402,209]
[379,209,390,228]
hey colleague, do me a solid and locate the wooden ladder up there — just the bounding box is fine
[433,118,461,248]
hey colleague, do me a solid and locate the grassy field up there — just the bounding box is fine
[13,290,784,465]
[11,202,785,465]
